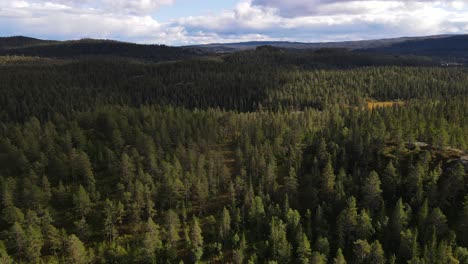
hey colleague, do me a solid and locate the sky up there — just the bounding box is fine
[1,0,468,45]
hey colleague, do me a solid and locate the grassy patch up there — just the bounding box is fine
[367,101,405,109]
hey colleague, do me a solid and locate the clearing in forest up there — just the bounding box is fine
[367,101,405,109]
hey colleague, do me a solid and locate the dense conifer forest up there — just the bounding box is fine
[0,41,467,263]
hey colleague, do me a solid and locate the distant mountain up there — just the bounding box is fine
[364,35,468,63]
[185,35,452,53]
[0,37,198,62]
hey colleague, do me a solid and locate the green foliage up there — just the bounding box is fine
[269,217,291,263]
[361,171,382,211]
[66,234,89,264]
[0,51,466,263]
[73,185,92,218]
[296,233,312,264]
[190,217,204,262]
[219,207,231,242]
[103,199,124,243]
[0,241,12,264]
[333,248,347,264]
[141,218,162,262]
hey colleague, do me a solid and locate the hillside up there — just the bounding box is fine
[0,36,56,49]
[0,37,198,62]
[187,34,468,65]
[186,35,452,53]
[2,35,466,64]
[365,35,468,63]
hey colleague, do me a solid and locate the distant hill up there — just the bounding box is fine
[185,35,452,53]
[0,37,198,62]
[0,36,56,49]
[364,35,468,63]
[189,34,467,64]
[1,34,466,64]
[221,46,436,69]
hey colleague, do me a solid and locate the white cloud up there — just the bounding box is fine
[0,0,177,42]
[28,0,175,14]
[176,0,468,42]
[251,0,468,17]
[0,0,177,37]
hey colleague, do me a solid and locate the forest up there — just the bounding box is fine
[0,41,467,264]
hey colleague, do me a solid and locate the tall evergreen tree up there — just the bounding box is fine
[296,233,312,264]
[67,234,89,264]
[190,217,204,262]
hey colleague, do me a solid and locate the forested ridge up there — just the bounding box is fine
[0,43,467,264]
[365,35,468,63]
[0,37,197,62]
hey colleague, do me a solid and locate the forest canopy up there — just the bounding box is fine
[0,43,466,264]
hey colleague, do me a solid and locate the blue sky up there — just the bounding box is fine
[155,0,239,22]
[1,0,468,45]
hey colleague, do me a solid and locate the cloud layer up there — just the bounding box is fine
[0,0,467,45]
[252,0,468,17]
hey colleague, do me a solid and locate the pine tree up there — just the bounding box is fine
[356,209,375,240]
[0,240,13,264]
[265,159,278,194]
[440,163,465,205]
[23,224,44,263]
[74,217,90,241]
[8,222,26,260]
[190,217,204,262]
[269,217,291,263]
[286,208,301,232]
[337,197,358,247]
[284,167,299,198]
[219,207,231,242]
[428,207,448,238]
[40,175,52,207]
[315,236,330,261]
[320,159,336,199]
[435,240,459,264]
[73,185,92,218]
[368,240,386,264]
[333,248,346,264]
[390,198,409,243]
[310,251,326,264]
[229,181,236,208]
[40,211,62,255]
[72,150,96,195]
[381,161,398,200]
[120,153,135,186]
[67,234,89,264]
[362,171,382,211]
[406,164,424,205]
[318,139,329,165]
[142,218,162,263]
[353,239,371,264]
[418,199,429,239]
[233,233,247,264]
[103,199,124,243]
[296,233,312,264]
[399,228,419,261]
[165,210,181,250]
